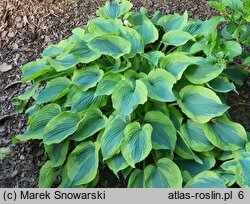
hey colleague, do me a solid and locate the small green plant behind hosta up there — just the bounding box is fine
[14,0,250,188]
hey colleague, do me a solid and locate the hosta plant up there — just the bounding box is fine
[14,0,250,188]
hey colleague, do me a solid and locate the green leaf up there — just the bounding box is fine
[72,108,107,141]
[0,147,11,161]
[72,65,104,91]
[21,58,51,82]
[43,112,81,145]
[106,153,129,175]
[222,66,248,86]
[185,171,227,188]
[177,85,229,123]
[142,69,176,102]
[221,41,242,58]
[180,120,214,152]
[202,16,225,36]
[160,52,195,80]
[66,141,100,186]
[119,26,144,55]
[128,169,145,188]
[121,122,152,167]
[144,158,182,188]
[169,107,183,130]
[70,41,101,63]
[39,161,57,188]
[37,77,71,104]
[183,20,204,36]
[96,0,132,19]
[145,111,176,150]
[88,35,131,59]
[162,30,195,46]
[203,115,247,151]
[17,82,39,101]
[45,139,69,167]
[71,88,107,113]
[134,19,158,44]
[49,54,78,72]
[112,80,147,120]
[185,57,224,84]
[220,159,237,173]
[16,104,61,141]
[157,12,188,31]
[222,0,244,11]
[95,73,123,96]
[236,157,250,187]
[207,76,237,93]
[145,51,165,67]
[101,115,127,160]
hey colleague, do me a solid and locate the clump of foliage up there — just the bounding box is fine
[14,0,250,188]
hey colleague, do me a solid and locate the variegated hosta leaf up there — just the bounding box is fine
[162,30,195,46]
[49,54,78,72]
[72,65,104,91]
[37,77,71,104]
[88,35,131,59]
[96,0,133,19]
[66,141,100,186]
[45,139,70,167]
[203,115,247,151]
[184,57,224,84]
[177,85,229,123]
[142,69,176,102]
[121,122,153,167]
[101,115,127,160]
[207,76,237,93]
[145,111,176,150]
[180,120,214,152]
[95,73,123,96]
[16,104,61,141]
[144,158,182,188]
[39,160,58,188]
[72,108,107,141]
[160,52,195,80]
[128,169,145,188]
[43,112,81,145]
[185,171,227,188]
[168,106,183,130]
[112,79,147,120]
[106,153,129,176]
[236,157,250,188]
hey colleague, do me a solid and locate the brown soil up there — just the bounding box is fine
[0,0,249,187]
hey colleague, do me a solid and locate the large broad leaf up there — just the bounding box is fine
[183,20,204,36]
[223,66,248,86]
[43,112,81,145]
[128,169,145,188]
[37,77,71,104]
[95,73,123,96]
[157,12,188,31]
[16,104,61,141]
[160,52,195,80]
[39,161,57,188]
[144,158,182,188]
[162,30,195,46]
[70,41,101,63]
[72,108,106,141]
[88,35,131,59]
[236,157,250,188]
[142,69,176,102]
[203,115,247,151]
[222,0,244,11]
[221,41,242,58]
[112,80,147,120]
[145,111,176,150]
[66,141,100,186]
[207,76,237,93]
[169,107,183,130]
[71,88,107,113]
[45,139,69,167]
[185,57,225,84]
[144,51,165,67]
[101,115,127,160]
[96,0,132,19]
[134,19,158,44]
[72,65,104,91]
[106,153,129,176]
[121,122,152,167]
[180,120,214,152]
[185,171,227,188]
[49,54,78,72]
[177,85,229,123]
[119,26,144,55]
